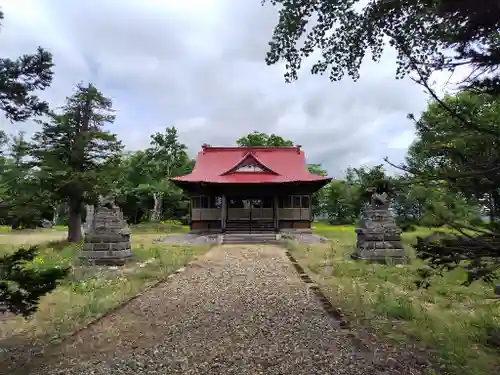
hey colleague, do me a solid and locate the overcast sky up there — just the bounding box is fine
[0,0,448,177]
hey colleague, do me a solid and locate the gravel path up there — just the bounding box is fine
[14,245,420,375]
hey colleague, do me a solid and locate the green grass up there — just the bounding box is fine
[130,220,189,233]
[0,227,210,355]
[0,225,68,232]
[295,223,500,375]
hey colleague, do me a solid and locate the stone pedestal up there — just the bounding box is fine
[84,204,95,232]
[81,206,133,266]
[352,205,409,264]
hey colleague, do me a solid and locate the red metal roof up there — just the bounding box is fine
[173,145,331,184]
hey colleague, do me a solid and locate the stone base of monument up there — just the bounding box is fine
[351,248,410,264]
[80,234,134,266]
[80,206,134,266]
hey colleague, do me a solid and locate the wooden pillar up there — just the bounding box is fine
[273,195,279,231]
[221,195,227,230]
[309,194,313,223]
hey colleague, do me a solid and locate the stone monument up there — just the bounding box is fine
[80,198,133,266]
[84,204,95,232]
[352,188,409,264]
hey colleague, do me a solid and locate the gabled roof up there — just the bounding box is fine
[220,151,277,175]
[172,145,331,184]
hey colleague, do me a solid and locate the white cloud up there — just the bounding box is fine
[0,0,436,177]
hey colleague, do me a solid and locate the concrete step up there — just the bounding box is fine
[222,233,278,244]
[224,230,276,234]
[223,239,279,244]
[226,221,274,226]
[225,226,275,230]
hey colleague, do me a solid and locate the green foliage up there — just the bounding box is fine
[0,12,74,318]
[116,126,193,223]
[307,164,328,218]
[307,163,327,176]
[0,11,54,122]
[324,180,358,224]
[31,83,123,242]
[263,0,500,93]
[403,91,500,285]
[0,246,69,316]
[319,164,392,224]
[236,131,294,147]
[262,0,500,286]
[1,132,53,229]
[407,91,500,222]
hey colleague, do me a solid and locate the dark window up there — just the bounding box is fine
[208,196,222,208]
[262,197,273,208]
[229,199,243,208]
[192,197,200,209]
[293,196,301,208]
[200,196,209,208]
[280,196,292,208]
[302,195,310,208]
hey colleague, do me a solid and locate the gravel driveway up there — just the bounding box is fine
[14,245,420,375]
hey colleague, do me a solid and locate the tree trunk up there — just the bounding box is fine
[150,192,163,222]
[52,205,60,225]
[11,220,20,230]
[67,200,83,243]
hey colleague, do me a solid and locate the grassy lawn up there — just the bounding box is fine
[289,222,500,375]
[0,222,207,363]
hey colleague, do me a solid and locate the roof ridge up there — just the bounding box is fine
[201,145,302,153]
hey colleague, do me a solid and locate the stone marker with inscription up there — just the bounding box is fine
[352,189,409,264]
[80,204,133,266]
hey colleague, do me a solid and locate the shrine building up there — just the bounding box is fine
[172,144,331,234]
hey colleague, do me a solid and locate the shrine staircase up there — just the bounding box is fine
[222,220,278,244]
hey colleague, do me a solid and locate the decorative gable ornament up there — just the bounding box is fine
[234,164,265,173]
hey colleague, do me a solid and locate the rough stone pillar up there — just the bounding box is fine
[352,193,409,264]
[81,206,133,265]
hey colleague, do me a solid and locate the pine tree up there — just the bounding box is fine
[32,83,123,242]
[1,247,69,316]
[0,11,67,317]
[3,132,51,229]
[0,11,53,122]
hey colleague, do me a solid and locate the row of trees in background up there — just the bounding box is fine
[0,87,195,242]
[1,88,495,241]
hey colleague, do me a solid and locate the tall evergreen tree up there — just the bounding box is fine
[32,83,123,242]
[3,132,51,229]
[0,11,53,122]
[0,11,68,317]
